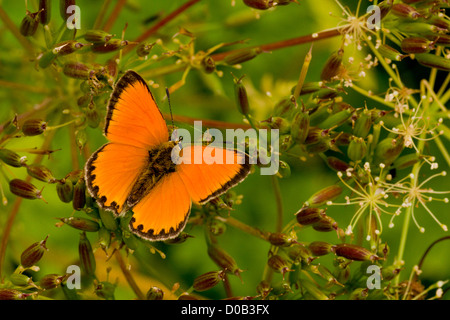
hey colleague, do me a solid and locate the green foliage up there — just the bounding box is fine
[0,0,450,301]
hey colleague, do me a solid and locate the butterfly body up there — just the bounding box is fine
[85,70,251,241]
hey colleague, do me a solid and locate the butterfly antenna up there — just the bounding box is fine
[165,87,177,138]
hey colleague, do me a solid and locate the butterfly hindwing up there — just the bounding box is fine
[105,70,168,149]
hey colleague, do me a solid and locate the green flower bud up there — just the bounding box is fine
[91,39,129,54]
[318,108,353,129]
[95,281,116,300]
[136,42,155,57]
[52,40,86,56]
[26,164,56,183]
[415,53,450,71]
[287,244,314,264]
[290,111,310,144]
[39,274,64,290]
[10,273,35,287]
[279,134,294,152]
[306,185,342,207]
[202,56,216,74]
[312,215,338,232]
[267,255,292,279]
[84,30,114,44]
[59,217,100,232]
[85,103,100,128]
[0,289,29,300]
[353,109,372,138]
[234,75,250,115]
[22,119,47,136]
[256,280,271,299]
[296,207,327,226]
[268,232,297,247]
[99,208,118,231]
[207,219,227,236]
[20,235,49,268]
[273,95,297,117]
[350,288,369,300]
[20,11,40,37]
[9,179,45,202]
[302,279,330,300]
[397,22,440,34]
[146,286,164,300]
[78,232,96,277]
[381,265,401,281]
[193,270,226,292]
[39,0,51,25]
[122,230,139,250]
[63,62,96,80]
[374,137,404,166]
[243,0,274,10]
[97,227,111,250]
[0,149,26,167]
[392,3,421,19]
[72,178,86,211]
[308,241,334,256]
[401,37,434,53]
[347,136,367,161]
[38,51,57,69]
[320,49,343,81]
[207,244,242,279]
[224,47,263,65]
[392,153,420,170]
[378,44,406,61]
[56,178,73,203]
[332,243,379,261]
[260,117,290,134]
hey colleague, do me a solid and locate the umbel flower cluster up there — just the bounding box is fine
[0,0,449,301]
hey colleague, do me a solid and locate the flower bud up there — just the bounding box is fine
[320,49,343,81]
[97,227,111,250]
[38,51,57,69]
[39,0,51,25]
[56,178,73,203]
[290,111,310,144]
[63,62,96,80]
[332,243,379,261]
[318,108,353,129]
[401,37,434,54]
[347,136,367,161]
[193,270,226,292]
[0,149,26,167]
[0,289,28,300]
[20,235,49,268]
[378,44,406,62]
[59,217,100,232]
[308,241,334,256]
[296,207,327,226]
[95,281,116,300]
[302,279,329,300]
[224,47,263,65]
[381,265,401,281]
[207,244,242,278]
[260,117,290,134]
[397,22,440,34]
[202,56,216,74]
[10,273,35,287]
[326,156,350,173]
[146,286,164,300]
[91,39,129,54]
[52,40,87,56]
[207,219,227,236]
[9,179,45,202]
[79,232,96,277]
[243,0,274,9]
[306,185,342,207]
[392,153,419,170]
[22,119,47,136]
[72,178,86,211]
[353,109,373,138]
[60,0,76,20]
[268,232,297,247]
[99,208,118,231]
[374,137,404,166]
[26,164,56,183]
[273,95,297,117]
[85,104,100,129]
[392,3,421,19]
[20,11,40,37]
[415,53,450,71]
[267,255,292,279]
[312,215,338,232]
[233,75,250,115]
[256,280,271,299]
[122,230,139,250]
[276,160,291,178]
[350,288,369,300]
[83,30,114,44]
[39,274,64,290]
[287,244,315,264]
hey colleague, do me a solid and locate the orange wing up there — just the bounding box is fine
[130,172,192,241]
[128,145,250,241]
[175,145,251,204]
[104,70,168,149]
[85,143,148,214]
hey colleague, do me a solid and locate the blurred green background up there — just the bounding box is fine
[0,0,449,299]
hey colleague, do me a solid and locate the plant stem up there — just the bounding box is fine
[218,216,269,241]
[102,0,126,32]
[271,175,283,233]
[114,249,145,300]
[0,7,35,56]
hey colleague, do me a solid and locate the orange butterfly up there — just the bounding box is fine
[85,70,251,241]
